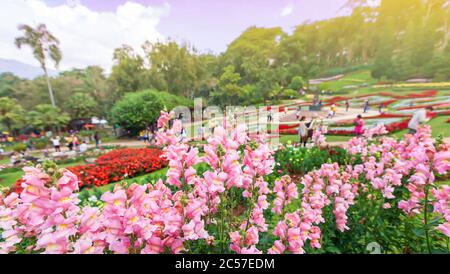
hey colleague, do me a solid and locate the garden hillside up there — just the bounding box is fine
[2,0,450,137]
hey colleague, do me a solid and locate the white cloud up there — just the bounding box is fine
[0,0,170,71]
[280,3,294,17]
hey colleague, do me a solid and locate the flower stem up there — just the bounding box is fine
[423,184,432,254]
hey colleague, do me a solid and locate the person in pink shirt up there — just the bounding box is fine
[354,115,365,137]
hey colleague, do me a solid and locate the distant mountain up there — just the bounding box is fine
[0,58,59,79]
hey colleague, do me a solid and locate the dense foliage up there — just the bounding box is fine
[110,90,164,133]
[273,146,360,175]
[2,0,450,130]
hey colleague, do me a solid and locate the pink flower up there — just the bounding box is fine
[101,190,127,208]
[170,238,185,254]
[163,210,182,235]
[57,171,79,192]
[436,223,450,237]
[267,240,285,254]
[157,111,172,128]
[244,226,259,246]
[142,236,163,254]
[182,220,197,240]
[204,171,227,193]
[185,197,206,221]
[229,231,241,253]
[35,233,69,254]
[241,245,262,254]
[274,221,287,240]
[287,227,304,254]
[434,151,450,175]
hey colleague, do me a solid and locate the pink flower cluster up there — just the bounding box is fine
[312,125,328,147]
[272,175,298,215]
[363,125,389,140]
[0,165,211,254]
[0,167,80,253]
[157,111,275,254]
[347,126,450,236]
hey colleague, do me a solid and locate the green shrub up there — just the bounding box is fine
[111,90,164,134]
[12,143,27,153]
[78,130,94,137]
[33,139,48,150]
[282,89,299,99]
[147,90,194,110]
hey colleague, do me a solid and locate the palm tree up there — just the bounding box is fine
[27,104,70,132]
[15,23,62,107]
[0,97,25,133]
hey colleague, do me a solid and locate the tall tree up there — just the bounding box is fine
[0,97,25,133]
[65,92,98,120]
[110,45,146,95]
[15,23,62,107]
[143,40,215,97]
[210,65,243,106]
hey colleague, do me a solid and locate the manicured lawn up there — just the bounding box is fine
[0,157,9,165]
[320,70,376,92]
[391,115,450,139]
[429,116,450,138]
[279,134,352,145]
[326,135,353,142]
[0,160,86,187]
[0,170,23,187]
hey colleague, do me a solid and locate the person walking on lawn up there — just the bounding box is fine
[298,116,308,147]
[66,135,73,151]
[407,106,434,134]
[51,136,61,152]
[363,99,370,113]
[94,131,100,148]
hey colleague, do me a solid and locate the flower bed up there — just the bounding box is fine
[327,119,409,136]
[67,148,167,188]
[0,113,449,254]
[327,90,439,105]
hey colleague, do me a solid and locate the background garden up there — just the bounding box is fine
[0,0,449,254]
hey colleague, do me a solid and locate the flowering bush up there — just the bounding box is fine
[0,112,449,254]
[68,148,167,188]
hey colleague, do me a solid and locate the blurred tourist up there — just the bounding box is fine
[94,131,100,148]
[298,116,308,147]
[51,136,61,152]
[66,135,74,151]
[379,103,385,114]
[363,99,370,113]
[354,115,365,137]
[79,141,88,153]
[408,106,434,134]
[73,135,80,150]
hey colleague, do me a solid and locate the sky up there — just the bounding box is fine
[0,0,350,71]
